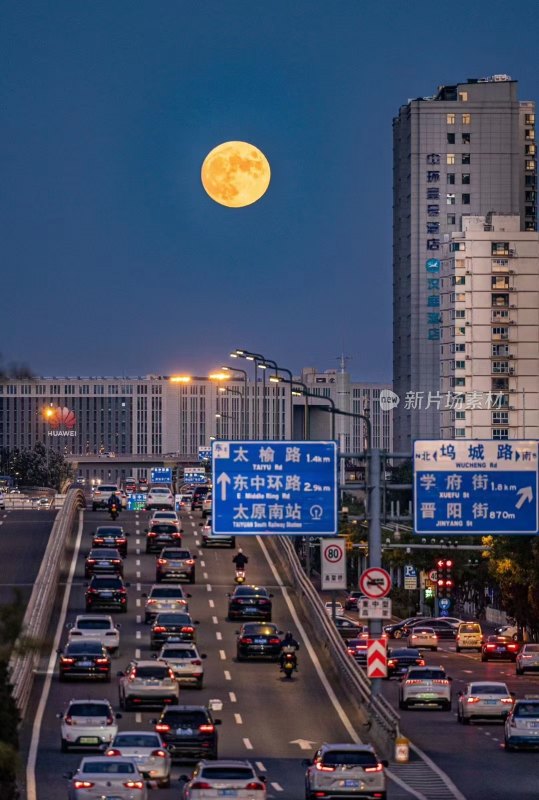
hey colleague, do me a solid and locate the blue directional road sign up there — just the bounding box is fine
[212,440,338,536]
[414,440,538,535]
[151,468,172,484]
[198,447,212,462]
[127,493,147,511]
[183,468,207,485]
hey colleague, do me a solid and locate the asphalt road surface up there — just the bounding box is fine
[0,508,57,607]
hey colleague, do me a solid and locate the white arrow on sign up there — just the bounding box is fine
[290,739,317,750]
[515,486,533,510]
[217,472,231,501]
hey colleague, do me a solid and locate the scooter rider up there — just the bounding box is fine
[232,549,248,570]
[107,492,120,513]
[280,631,300,668]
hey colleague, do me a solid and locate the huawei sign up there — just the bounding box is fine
[46,406,77,437]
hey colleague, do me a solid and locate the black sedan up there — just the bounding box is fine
[334,617,363,640]
[92,526,129,557]
[387,648,425,678]
[85,575,129,613]
[227,585,273,621]
[146,523,183,554]
[384,617,428,639]
[236,623,283,661]
[84,548,124,578]
[150,612,199,650]
[58,641,111,682]
[403,618,457,640]
[346,638,369,666]
[481,635,520,662]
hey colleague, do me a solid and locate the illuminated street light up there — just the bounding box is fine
[170,375,192,383]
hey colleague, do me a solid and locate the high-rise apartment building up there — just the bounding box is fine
[393,75,536,451]
[440,214,539,440]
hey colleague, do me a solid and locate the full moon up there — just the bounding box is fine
[201,141,271,208]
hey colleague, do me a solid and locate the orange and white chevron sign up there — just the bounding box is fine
[367,638,387,678]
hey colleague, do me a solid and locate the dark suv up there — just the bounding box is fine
[153,705,220,760]
[191,486,209,511]
[92,526,129,557]
[156,548,197,583]
[85,576,129,613]
[146,523,183,554]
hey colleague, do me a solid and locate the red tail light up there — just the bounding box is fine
[240,637,253,644]
[387,659,396,667]
[315,761,335,772]
[64,715,73,726]
[112,560,121,564]
[106,748,122,756]
[86,559,96,564]
[433,679,449,685]
[123,780,144,789]
[191,782,211,789]
[486,644,496,650]
[118,538,126,544]
[150,749,167,758]
[199,723,215,733]
[269,637,281,645]
[191,659,202,665]
[61,657,75,664]
[157,559,167,565]
[418,659,426,666]
[501,697,514,704]
[181,626,194,633]
[148,532,157,537]
[153,626,166,633]
[364,763,383,773]
[106,716,114,725]
[185,559,194,565]
[246,782,265,790]
[508,644,518,650]
[155,723,170,733]
[147,599,157,605]
[95,657,109,664]
[74,781,94,789]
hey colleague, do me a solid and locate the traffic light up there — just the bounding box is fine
[435,558,454,598]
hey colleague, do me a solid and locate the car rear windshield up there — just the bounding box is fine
[92,578,123,588]
[151,588,185,597]
[135,666,169,679]
[151,525,177,533]
[155,614,191,624]
[95,527,123,535]
[242,625,277,635]
[201,767,254,780]
[391,649,420,657]
[151,489,170,495]
[69,703,110,716]
[515,703,539,717]
[66,642,104,654]
[460,624,481,633]
[524,645,539,653]
[470,685,508,695]
[322,751,378,767]
[77,619,111,630]
[162,550,190,558]
[115,734,160,748]
[408,669,446,680]
[235,586,267,596]
[89,549,119,558]
[82,762,135,774]
[163,648,197,658]
[162,710,208,726]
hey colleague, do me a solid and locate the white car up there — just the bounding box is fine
[399,665,452,710]
[146,487,175,510]
[304,744,387,800]
[67,615,121,654]
[118,660,180,710]
[181,760,267,799]
[496,624,519,641]
[516,643,539,675]
[143,584,190,623]
[158,642,207,689]
[92,484,119,511]
[200,518,235,548]
[106,730,171,789]
[324,601,344,617]
[457,681,514,724]
[505,698,539,750]
[201,493,212,518]
[150,510,180,527]
[66,757,147,800]
[58,699,120,752]
[408,626,438,651]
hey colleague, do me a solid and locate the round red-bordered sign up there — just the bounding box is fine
[359,567,391,599]
[323,543,344,563]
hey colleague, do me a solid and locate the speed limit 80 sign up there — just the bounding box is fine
[321,538,347,590]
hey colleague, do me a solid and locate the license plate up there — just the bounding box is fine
[100,592,113,598]
[418,693,437,698]
[341,780,360,788]
[98,561,109,567]
[104,796,123,800]
[169,637,181,642]
[78,661,92,667]
[255,638,266,644]
[218,791,237,797]
[79,737,99,744]
[529,722,539,728]
[176,728,193,735]
[170,562,182,567]
[496,648,505,653]
[245,608,258,614]
[485,700,497,705]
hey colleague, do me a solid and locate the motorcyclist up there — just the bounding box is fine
[108,492,120,513]
[232,549,248,570]
[280,631,300,668]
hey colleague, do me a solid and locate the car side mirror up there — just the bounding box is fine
[186,593,192,598]
[510,692,516,698]
[150,718,158,725]
[65,623,73,629]
[214,719,222,725]
[301,759,311,766]
[226,593,231,598]
[201,654,207,659]
[141,593,148,598]
[126,531,131,536]
[381,759,389,768]
[115,624,121,629]
[269,593,274,598]
[448,676,453,682]
[193,620,200,625]
[180,529,184,533]
[125,582,131,587]
[63,772,73,780]
[116,671,125,677]
[56,648,62,655]
[457,690,463,697]
[179,775,190,782]
[115,713,122,719]
[56,712,63,719]
[258,775,267,782]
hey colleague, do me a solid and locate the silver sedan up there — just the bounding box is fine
[457,681,514,723]
[66,756,147,800]
[106,731,171,788]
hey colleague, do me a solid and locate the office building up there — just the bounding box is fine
[393,75,536,450]
[439,214,539,440]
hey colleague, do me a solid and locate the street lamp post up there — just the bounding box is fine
[257,359,294,440]
[231,351,265,439]
[218,386,244,440]
[215,411,235,440]
[220,366,248,438]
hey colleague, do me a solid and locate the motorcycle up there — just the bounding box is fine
[109,503,119,521]
[234,569,246,585]
[280,650,297,679]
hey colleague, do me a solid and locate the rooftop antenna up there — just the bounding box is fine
[337,353,351,374]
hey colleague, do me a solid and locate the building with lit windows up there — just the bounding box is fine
[439,214,539,440]
[393,75,536,451]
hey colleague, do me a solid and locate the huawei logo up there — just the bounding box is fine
[48,406,77,430]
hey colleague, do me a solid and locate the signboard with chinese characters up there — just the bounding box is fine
[211,440,338,536]
[127,493,147,511]
[183,467,207,484]
[414,440,538,535]
[404,564,418,590]
[151,467,172,485]
[198,447,212,462]
[320,539,346,590]
[358,598,392,620]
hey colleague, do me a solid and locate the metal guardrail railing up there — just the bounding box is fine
[8,488,85,717]
[276,535,400,741]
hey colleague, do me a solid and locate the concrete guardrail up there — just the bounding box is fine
[8,488,85,718]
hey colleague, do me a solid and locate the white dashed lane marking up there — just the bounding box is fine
[224,670,232,681]
[135,713,142,724]
[136,631,141,640]
[208,599,215,608]
[271,783,284,792]
[136,615,141,624]
[203,572,209,580]
[207,584,212,592]
[255,762,266,772]
[212,616,218,625]
[135,648,140,658]
[136,598,141,607]
[243,738,253,750]
[229,692,237,703]
[234,713,243,724]
[219,650,226,660]
[216,632,222,641]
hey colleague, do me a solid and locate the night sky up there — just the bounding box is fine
[1,1,537,380]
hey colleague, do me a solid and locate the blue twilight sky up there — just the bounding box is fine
[1,1,537,381]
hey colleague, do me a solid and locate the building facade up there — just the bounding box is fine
[0,369,393,459]
[393,75,536,451]
[439,214,539,440]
